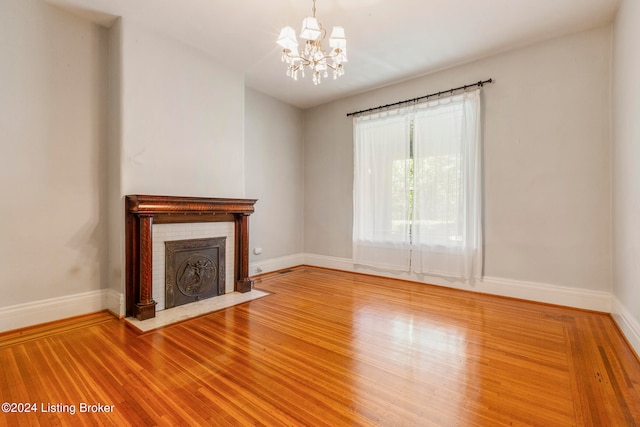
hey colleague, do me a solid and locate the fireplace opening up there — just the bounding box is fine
[165,237,226,309]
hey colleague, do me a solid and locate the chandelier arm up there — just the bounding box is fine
[283,46,343,60]
[318,24,326,42]
[282,50,312,67]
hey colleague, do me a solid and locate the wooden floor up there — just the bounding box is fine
[1,267,639,426]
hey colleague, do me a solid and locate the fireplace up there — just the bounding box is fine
[125,195,257,320]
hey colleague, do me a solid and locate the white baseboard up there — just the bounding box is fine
[303,253,612,312]
[304,253,355,273]
[479,276,611,312]
[2,253,630,356]
[250,253,305,276]
[0,252,307,333]
[612,298,640,357]
[0,290,111,333]
[103,288,125,317]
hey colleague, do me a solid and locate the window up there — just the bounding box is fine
[353,90,482,278]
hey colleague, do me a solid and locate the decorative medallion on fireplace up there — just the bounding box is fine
[165,237,226,309]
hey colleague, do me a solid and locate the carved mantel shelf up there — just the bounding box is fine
[125,195,257,320]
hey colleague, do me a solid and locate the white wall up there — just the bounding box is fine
[304,26,612,302]
[612,0,640,354]
[104,20,247,315]
[0,3,249,329]
[119,21,245,198]
[107,18,123,299]
[245,89,305,274]
[0,0,108,310]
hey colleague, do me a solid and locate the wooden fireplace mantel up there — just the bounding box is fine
[125,195,257,320]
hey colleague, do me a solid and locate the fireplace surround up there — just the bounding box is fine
[125,195,257,320]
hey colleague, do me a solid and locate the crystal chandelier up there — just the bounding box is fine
[276,0,347,85]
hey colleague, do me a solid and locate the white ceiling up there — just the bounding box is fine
[46,0,620,109]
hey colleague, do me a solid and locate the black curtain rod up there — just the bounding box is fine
[346,78,493,117]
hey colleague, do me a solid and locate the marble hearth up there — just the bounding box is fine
[126,289,270,333]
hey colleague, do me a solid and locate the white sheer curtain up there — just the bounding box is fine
[411,91,482,278]
[352,89,482,278]
[353,107,412,270]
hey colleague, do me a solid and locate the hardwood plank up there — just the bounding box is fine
[0,311,116,349]
[0,267,639,426]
